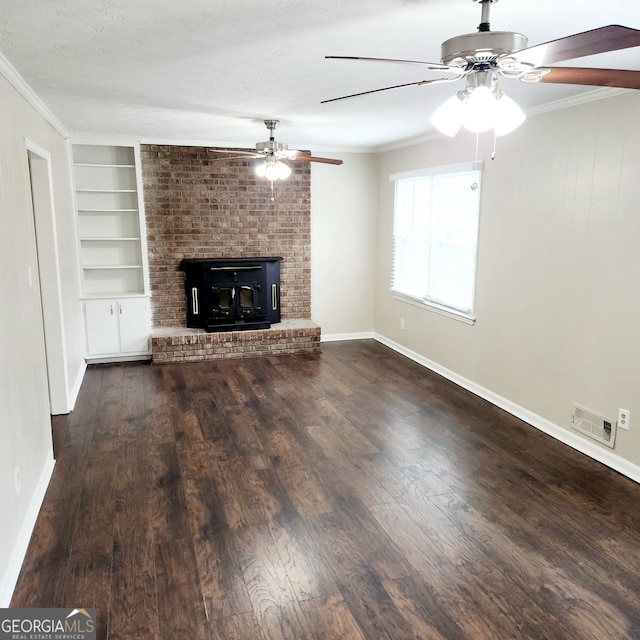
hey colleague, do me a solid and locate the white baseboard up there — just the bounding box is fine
[85,354,151,365]
[321,331,375,343]
[374,333,640,485]
[67,360,87,413]
[0,451,56,607]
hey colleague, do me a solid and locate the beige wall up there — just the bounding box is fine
[311,152,377,336]
[375,91,640,469]
[0,72,84,604]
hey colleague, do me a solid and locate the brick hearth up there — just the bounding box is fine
[152,320,320,363]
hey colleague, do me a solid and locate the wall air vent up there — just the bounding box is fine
[572,404,616,448]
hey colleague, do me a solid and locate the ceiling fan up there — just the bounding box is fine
[209,119,343,180]
[323,0,640,136]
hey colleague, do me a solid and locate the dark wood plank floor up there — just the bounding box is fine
[11,340,640,639]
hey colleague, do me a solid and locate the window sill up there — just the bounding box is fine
[392,292,476,325]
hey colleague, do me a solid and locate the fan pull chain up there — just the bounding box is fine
[491,130,497,160]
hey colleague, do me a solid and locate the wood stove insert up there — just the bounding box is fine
[181,257,282,332]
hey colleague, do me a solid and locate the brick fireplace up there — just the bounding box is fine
[140,144,320,362]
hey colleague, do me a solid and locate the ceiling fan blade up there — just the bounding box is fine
[210,155,259,162]
[321,75,464,104]
[207,148,260,157]
[325,55,460,72]
[283,149,312,159]
[293,155,343,165]
[534,66,640,90]
[504,25,640,68]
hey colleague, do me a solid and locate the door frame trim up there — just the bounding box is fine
[24,138,70,414]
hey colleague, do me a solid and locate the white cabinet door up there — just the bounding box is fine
[118,298,150,353]
[84,297,150,359]
[84,299,119,355]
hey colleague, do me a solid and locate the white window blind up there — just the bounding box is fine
[391,162,482,320]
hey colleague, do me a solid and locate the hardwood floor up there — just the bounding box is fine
[11,340,640,639]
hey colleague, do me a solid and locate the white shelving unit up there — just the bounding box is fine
[72,143,151,362]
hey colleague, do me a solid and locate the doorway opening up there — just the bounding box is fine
[25,140,70,415]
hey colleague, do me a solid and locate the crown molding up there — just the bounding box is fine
[69,133,145,146]
[0,51,68,138]
[524,86,630,117]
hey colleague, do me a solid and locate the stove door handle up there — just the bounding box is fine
[191,287,199,315]
[272,284,278,311]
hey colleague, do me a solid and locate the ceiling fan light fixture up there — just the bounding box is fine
[432,70,525,137]
[255,157,291,181]
[493,93,526,136]
[254,162,267,178]
[268,160,292,181]
[463,85,497,132]
[430,93,466,137]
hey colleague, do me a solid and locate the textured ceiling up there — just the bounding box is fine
[1,0,639,150]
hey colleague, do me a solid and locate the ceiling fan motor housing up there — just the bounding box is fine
[441,31,528,68]
[256,139,287,154]
[256,119,288,155]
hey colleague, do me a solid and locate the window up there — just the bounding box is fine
[390,161,482,322]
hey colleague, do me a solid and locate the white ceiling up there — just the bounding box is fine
[1,0,639,151]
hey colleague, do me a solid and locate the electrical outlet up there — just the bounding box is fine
[14,466,21,495]
[400,318,405,330]
[618,408,630,430]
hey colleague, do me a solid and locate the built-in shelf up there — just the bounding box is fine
[78,208,139,213]
[80,237,141,241]
[72,143,148,299]
[83,264,143,270]
[74,163,136,169]
[82,293,147,300]
[76,188,137,193]
[73,142,151,362]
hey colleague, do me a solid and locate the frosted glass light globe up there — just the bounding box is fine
[255,159,291,180]
[264,160,291,181]
[431,94,466,137]
[493,94,526,136]
[463,86,497,133]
